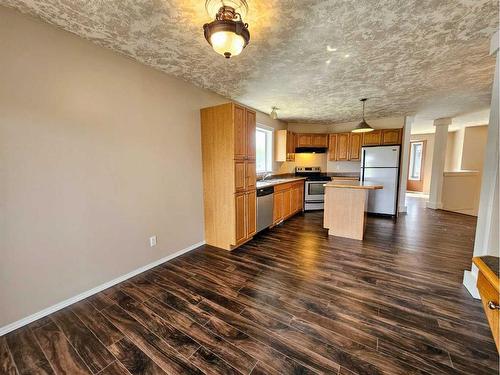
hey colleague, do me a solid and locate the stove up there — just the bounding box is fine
[295,167,331,211]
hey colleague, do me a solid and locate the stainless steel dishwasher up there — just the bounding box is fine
[256,186,274,232]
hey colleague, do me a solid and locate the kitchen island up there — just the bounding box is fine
[323,181,383,240]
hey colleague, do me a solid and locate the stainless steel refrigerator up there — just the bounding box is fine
[360,145,400,216]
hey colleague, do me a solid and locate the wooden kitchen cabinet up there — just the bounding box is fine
[201,103,256,250]
[283,189,292,218]
[362,130,382,146]
[296,133,328,148]
[349,132,362,160]
[275,130,296,162]
[273,191,284,224]
[336,133,350,161]
[273,180,304,225]
[381,129,402,145]
[328,134,337,161]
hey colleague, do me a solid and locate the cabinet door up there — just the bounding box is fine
[245,191,256,237]
[313,134,328,147]
[234,161,246,192]
[235,193,246,244]
[381,129,401,145]
[245,161,256,190]
[283,189,292,218]
[337,133,350,161]
[298,185,304,211]
[291,187,299,213]
[297,134,312,147]
[273,191,284,224]
[349,133,362,161]
[246,110,256,159]
[362,130,382,146]
[286,131,295,161]
[328,134,337,161]
[234,105,246,159]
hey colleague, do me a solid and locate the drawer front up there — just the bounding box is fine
[477,271,500,352]
[274,182,293,192]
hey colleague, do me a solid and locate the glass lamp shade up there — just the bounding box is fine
[351,120,374,133]
[210,30,245,58]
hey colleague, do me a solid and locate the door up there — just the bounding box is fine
[362,130,382,146]
[273,191,284,223]
[312,134,328,147]
[246,191,256,237]
[246,110,256,159]
[234,105,246,159]
[382,129,401,145]
[245,161,256,190]
[328,134,337,161]
[349,133,362,161]
[337,133,350,161]
[297,134,312,147]
[363,168,399,215]
[283,189,292,218]
[407,141,426,192]
[234,161,245,192]
[235,193,246,244]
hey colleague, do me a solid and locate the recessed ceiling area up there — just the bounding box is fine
[4,0,498,124]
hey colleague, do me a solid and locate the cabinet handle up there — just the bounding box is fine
[488,301,500,310]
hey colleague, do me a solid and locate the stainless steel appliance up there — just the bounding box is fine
[256,186,274,232]
[360,145,400,216]
[295,167,331,211]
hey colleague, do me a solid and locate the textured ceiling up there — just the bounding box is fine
[3,0,498,123]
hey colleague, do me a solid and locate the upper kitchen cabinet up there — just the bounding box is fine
[328,134,337,161]
[349,132,362,160]
[362,130,382,146]
[336,133,350,161]
[201,103,257,251]
[381,129,402,145]
[362,129,402,146]
[296,133,328,148]
[276,130,296,162]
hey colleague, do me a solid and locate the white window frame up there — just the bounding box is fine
[409,141,424,181]
[256,125,273,173]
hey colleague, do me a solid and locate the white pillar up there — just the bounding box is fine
[427,117,452,209]
[463,29,499,299]
[398,116,414,213]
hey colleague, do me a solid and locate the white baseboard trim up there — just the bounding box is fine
[0,241,205,336]
[426,201,442,209]
[463,269,480,299]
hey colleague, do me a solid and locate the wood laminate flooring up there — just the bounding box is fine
[2,196,498,374]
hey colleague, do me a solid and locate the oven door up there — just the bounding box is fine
[305,181,327,202]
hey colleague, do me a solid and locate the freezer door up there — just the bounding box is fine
[363,168,398,215]
[362,146,400,168]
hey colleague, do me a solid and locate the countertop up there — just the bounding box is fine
[256,177,306,189]
[325,181,383,190]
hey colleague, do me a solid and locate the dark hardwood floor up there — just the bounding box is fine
[2,196,498,374]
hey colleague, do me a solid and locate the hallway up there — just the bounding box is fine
[1,196,498,375]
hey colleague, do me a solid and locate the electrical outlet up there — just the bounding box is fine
[149,236,157,247]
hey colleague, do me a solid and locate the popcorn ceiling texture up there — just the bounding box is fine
[3,0,498,123]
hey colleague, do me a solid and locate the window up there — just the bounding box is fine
[256,127,273,173]
[409,141,423,180]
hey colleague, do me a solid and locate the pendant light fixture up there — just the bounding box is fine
[270,106,279,120]
[203,0,250,59]
[352,98,374,133]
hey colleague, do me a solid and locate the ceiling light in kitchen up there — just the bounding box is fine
[270,107,279,120]
[352,98,374,133]
[203,0,250,59]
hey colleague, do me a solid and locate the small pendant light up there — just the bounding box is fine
[352,98,374,133]
[270,106,279,120]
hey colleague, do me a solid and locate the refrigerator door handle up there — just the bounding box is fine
[361,149,366,182]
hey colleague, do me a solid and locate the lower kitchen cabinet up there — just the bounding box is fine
[235,191,257,245]
[273,181,304,225]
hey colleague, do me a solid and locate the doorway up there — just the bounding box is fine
[407,140,426,192]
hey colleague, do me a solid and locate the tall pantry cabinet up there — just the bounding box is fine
[200,103,257,250]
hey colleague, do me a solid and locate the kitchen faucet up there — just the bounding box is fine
[261,172,272,181]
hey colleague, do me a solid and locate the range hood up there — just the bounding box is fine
[295,147,328,154]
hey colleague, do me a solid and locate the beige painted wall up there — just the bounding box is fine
[0,7,282,328]
[461,125,488,171]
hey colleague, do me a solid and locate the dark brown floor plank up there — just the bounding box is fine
[190,346,243,375]
[5,327,55,375]
[97,361,131,375]
[108,337,167,375]
[72,300,124,347]
[0,337,19,375]
[33,321,92,375]
[51,308,115,373]
[102,304,204,375]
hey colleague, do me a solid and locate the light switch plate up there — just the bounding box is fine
[149,236,157,247]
